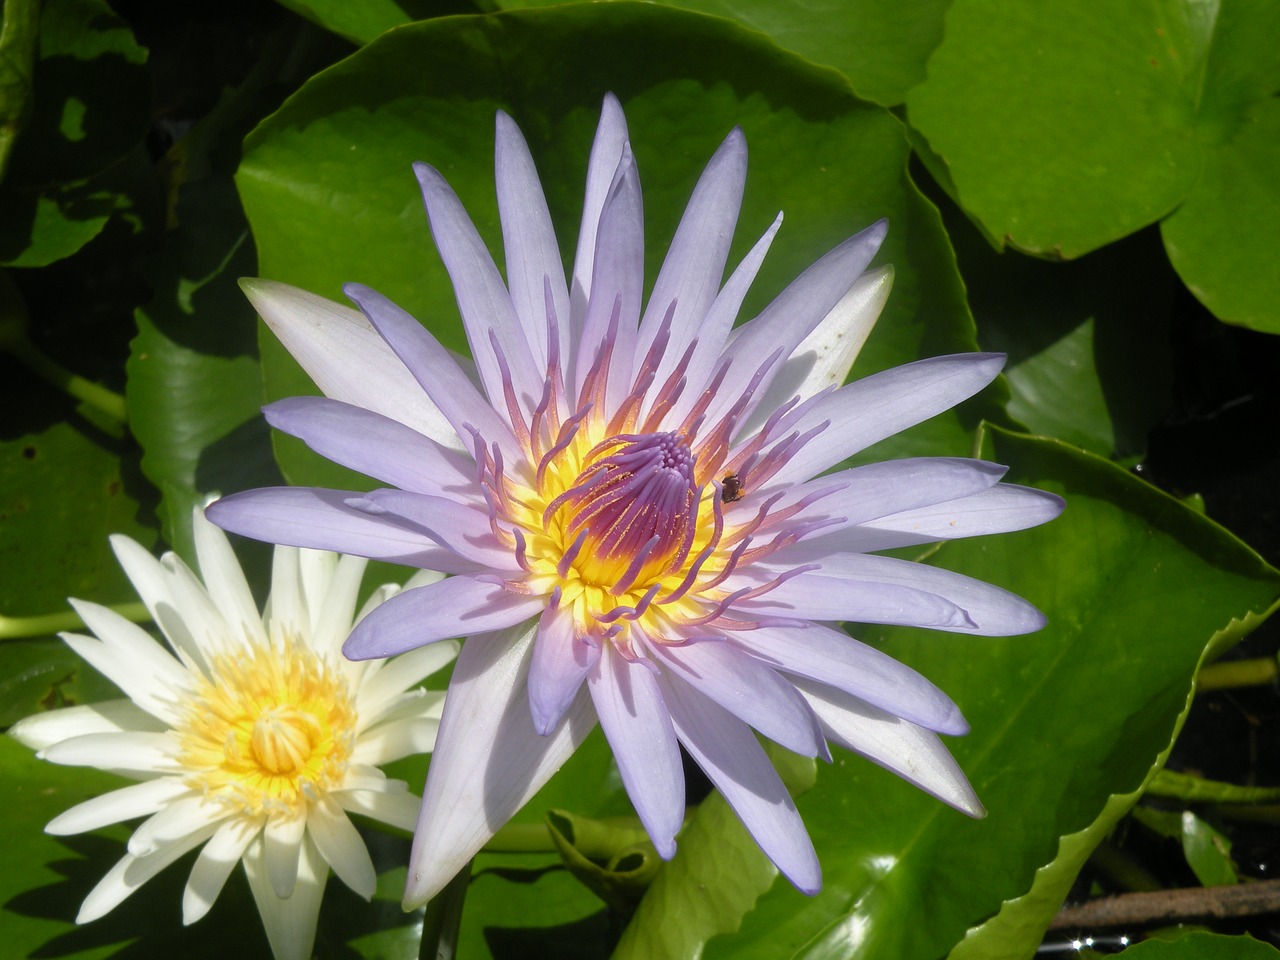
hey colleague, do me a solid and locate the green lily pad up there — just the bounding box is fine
[694,429,1280,959]
[1117,932,1280,958]
[494,0,953,106]
[907,0,1280,332]
[236,3,984,492]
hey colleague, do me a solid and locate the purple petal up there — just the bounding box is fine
[734,572,976,631]
[762,354,1005,487]
[793,677,983,817]
[655,213,783,429]
[661,676,821,894]
[636,127,746,376]
[495,111,569,366]
[747,552,1046,636]
[725,621,967,735]
[342,283,523,469]
[404,622,597,908]
[588,642,683,858]
[701,221,888,430]
[739,265,894,433]
[206,488,477,573]
[351,489,520,572]
[765,457,1008,539]
[239,278,461,449]
[263,397,476,495]
[570,93,629,342]
[342,577,541,660]
[413,161,544,411]
[528,602,600,735]
[647,636,828,760]
[853,483,1066,542]
[573,144,643,412]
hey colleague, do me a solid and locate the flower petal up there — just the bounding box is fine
[648,637,828,760]
[637,127,746,380]
[264,809,306,899]
[343,282,523,466]
[355,641,458,728]
[41,731,178,777]
[206,487,476,573]
[726,622,967,735]
[342,578,541,660]
[336,780,421,832]
[8,699,163,750]
[528,601,601,735]
[661,676,820,894]
[851,482,1067,544]
[403,621,597,908]
[240,278,460,449]
[413,162,544,413]
[574,143,643,412]
[308,796,376,899]
[754,551,1046,636]
[77,822,219,923]
[794,678,984,817]
[128,794,225,857]
[183,814,261,924]
[739,264,893,436]
[587,642,683,858]
[734,573,975,631]
[47,778,192,836]
[191,506,267,647]
[350,714,442,765]
[495,109,569,364]
[244,831,328,960]
[570,92,629,339]
[264,396,477,495]
[705,220,888,430]
[762,353,1005,487]
[352,489,520,571]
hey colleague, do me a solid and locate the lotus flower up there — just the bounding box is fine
[209,94,1063,903]
[10,508,458,960]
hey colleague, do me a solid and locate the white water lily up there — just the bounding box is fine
[9,507,457,960]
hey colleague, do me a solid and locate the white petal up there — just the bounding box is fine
[244,831,328,960]
[309,552,368,654]
[41,731,179,777]
[183,815,262,924]
[47,778,192,835]
[355,641,457,728]
[77,821,219,922]
[350,716,441,765]
[336,784,421,833]
[264,809,307,899]
[308,797,376,899]
[129,794,226,857]
[62,602,190,724]
[240,278,461,449]
[9,699,164,751]
[191,505,267,647]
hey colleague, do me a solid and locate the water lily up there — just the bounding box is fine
[9,508,457,960]
[208,94,1063,903]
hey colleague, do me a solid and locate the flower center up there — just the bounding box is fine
[176,638,355,816]
[551,432,699,587]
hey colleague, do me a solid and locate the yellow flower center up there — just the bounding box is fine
[175,637,356,816]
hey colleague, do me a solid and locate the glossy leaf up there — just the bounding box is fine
[693,428,1280,959]
[1116,932,1280,958]
[494,0,952,106]
[235,3,985,492]
[1180,811,1238,887]
[907,0,1280,332]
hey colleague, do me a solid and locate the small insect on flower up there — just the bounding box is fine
[720,472,744,503]
[208,92,1065,905]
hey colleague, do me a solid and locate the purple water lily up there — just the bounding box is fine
[209,94,1063,903]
